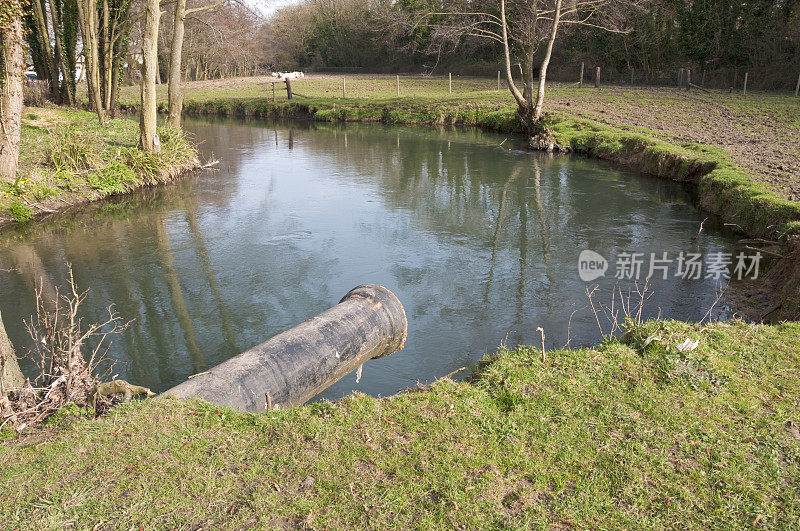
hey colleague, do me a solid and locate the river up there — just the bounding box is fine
[0,117,739,401]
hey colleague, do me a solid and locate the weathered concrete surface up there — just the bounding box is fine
[162,284,407,411]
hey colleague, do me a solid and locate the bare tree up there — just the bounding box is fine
[49,0,76,105]
[28,0,59,100]
[262,3,316,70]
[100,0,130,114]
[0,0,25,180]
[76,0,106,122]
[167,0,226,128]
[422,0,628,132]
[174,1,267,81]
[140,0,161,152]
[74,0,136,119]
[521,0,562,124]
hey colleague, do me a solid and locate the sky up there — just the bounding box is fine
[249,0,299,16]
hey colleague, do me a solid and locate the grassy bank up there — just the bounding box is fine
[119,75,800,242]
[1,319,798,528]
[0,107,200,228]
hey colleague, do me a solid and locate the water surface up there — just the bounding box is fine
[0,117,737,401]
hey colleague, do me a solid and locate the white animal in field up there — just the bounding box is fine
[271,71,305,80]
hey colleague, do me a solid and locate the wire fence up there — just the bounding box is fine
[300,64,800,94]
[547,63,800,93]
[265,69,800,101]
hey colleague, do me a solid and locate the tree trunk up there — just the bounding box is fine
[109,35,123,117]
[30,0,58,99]
[0,0,25,180]
[76,0,105,122]
[49,0,74,105]
[78,53,86,83]
[532,0,562,123]
[41,0,58,94]
[522,46,534,110]
[60,0,79,98]
[167,0,187,128]
[101,0,112,111]
[0,309,25,396]
[140,0,161,153]
[103,0,133,116]
[500,0,529,127]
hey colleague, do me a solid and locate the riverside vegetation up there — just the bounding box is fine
[0,107,199,227]
[0,319,798,527]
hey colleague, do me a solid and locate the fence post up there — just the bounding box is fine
[396,75,400,97]
[497,70,500,91]
[272,82,275,101]
[795,72,800,97]
[285,78,292,100]
[579,62,584,88]
[449,72,452,94]
[594,66,600,88]
[342,76,346,98]
[743,72,748,94]
[686,68,691,90]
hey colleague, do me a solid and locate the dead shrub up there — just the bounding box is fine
[0,265,132,432]
[23,80,51,107]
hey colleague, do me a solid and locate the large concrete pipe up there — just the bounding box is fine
[163,284,407,411]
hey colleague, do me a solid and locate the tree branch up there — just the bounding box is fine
[185,0,226,15]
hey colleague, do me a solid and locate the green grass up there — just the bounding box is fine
[117,75,525,131]
[0,108,199,225]
[0,319,798,528]
[5,200,33,223]
[116,74,800,145]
